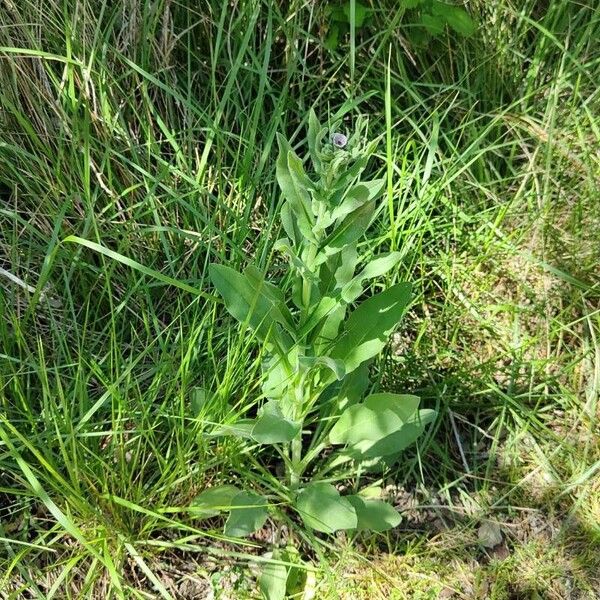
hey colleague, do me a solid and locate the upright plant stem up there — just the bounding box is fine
[290,437,302,489]
[290,378,304,490]
[290,238,319,489]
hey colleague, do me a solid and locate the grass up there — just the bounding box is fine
[0,0,599,598]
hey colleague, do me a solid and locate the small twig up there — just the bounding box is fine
[0,266,59,306]
[0,266,37,294]
[449,409,471,475]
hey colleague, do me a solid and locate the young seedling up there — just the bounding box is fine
[193,111,435,597]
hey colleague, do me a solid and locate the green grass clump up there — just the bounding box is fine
[1,0,598,597]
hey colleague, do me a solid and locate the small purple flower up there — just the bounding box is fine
[331,132,348,148]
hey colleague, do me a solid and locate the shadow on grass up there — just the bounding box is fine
[351,350,600,599]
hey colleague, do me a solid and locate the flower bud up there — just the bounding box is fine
[330,132,348,149]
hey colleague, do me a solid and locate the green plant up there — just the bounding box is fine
[197,111,435,592]
[3,1,599,596]
[324,1,372,51]
[413,0,477,38]
[323,1,476,51]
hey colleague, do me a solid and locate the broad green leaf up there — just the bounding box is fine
[329,404,403,445]
[431,0,452,15]
[364,393,420,422]
[352,409,436,458]
[341,252,402,302]
[281,546,308,597]
[330,394,431,459]
[443,7,476,36]
[252,400,301,444]
[276,134,315,243]
[316,258,336,296]
[354,423,424,458]
[329,283,412,373]
[318,201,375,261]
[346,454,388,473]
[329,6,346,21]
[330,179,385,222]
[243,265,295,329]
[421,13,444,36]
[401,0,424,7]
[415,408,437,425]
[261,351,295,402]
[280,201,298,245]
[324,22,340,51]
[342,1,369,27]
[314,305,346,355]
[336,362,370,410]
[288,149,314,194]
[298,295,338,339]
[298,356,346,381]
[334,243,359,289]
[295,482,357,533]
[190,485,240,517]
[209,263,293,348]
[311,246,356,348]
[209,420,255,439]
[345,496,401,532]
[224,491,269,537]
[317,244,358,298]
[259,552,288,600]
[358,485,383,499]
[307,109,323,173]
[431,2,476,35]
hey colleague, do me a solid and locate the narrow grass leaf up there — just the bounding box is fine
[63,236,212,298]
